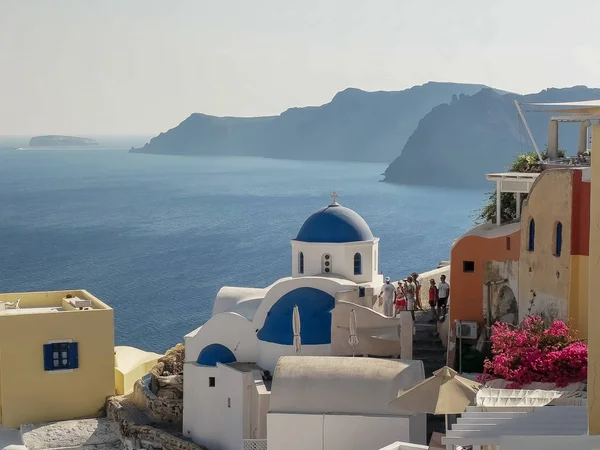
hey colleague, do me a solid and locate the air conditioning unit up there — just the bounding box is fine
[64,296,92,309]
[456,321,478,339]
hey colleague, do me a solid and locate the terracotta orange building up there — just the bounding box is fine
[449,221,520,325]
[448,172,537,332]
[449,167,591,339]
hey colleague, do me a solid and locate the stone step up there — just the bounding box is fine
[413,342,445,351]
[414,324,439,334]
[414,321,438,329]
[414,332,439,342]
[413,351,446,361]
[413,340,444,349]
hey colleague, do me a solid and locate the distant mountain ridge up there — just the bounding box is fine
[383,85,600,188]
[131,82,493,162]
[132,82,600,188]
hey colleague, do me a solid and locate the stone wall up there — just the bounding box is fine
[127,343,185,424]
[130,378,183,425]
[107,398,205,450]
[415,265,451,309]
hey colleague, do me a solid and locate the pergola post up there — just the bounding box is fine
[515,193,521,219]
[496,180,501,226]
[548,119,559,159]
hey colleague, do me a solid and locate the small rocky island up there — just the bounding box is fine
[29,135,97,146]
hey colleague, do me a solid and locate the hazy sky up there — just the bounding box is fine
[2,0,600,135]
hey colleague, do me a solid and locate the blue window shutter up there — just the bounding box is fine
[43,344,54,371]
[68,342,79,369]
[528,219,535,251]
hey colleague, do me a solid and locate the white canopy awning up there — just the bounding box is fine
[486,172,539,194]
[525,100,600,108]
[476,388,587,407]
[442,406,587,447]
[523,99,600,114]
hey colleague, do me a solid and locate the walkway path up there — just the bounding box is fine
[412,309,446,377]
[0,427,24,450]
[411,308,448,440]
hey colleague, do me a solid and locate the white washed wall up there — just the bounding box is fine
[267,413,423,450]
[268,413,324,450]
[291,240,381,284]
[183,363,249,450]
[323,415,412,450]
[184,312,259,363]
[257,341,331,372]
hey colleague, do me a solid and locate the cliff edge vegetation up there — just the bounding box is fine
[476,149,566,224]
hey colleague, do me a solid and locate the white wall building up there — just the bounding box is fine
[268,356,427,450]
[183,196,416,450]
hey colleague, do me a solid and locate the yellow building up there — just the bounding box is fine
[114,346,162,395]
[0,290,115,428]
[589,121,600,435]
[517,167,590,338]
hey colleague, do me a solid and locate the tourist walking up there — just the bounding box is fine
[395,280,407,316]
[428,279,438,323]
[437,274,450,322]
[412,272,423,310]
[405,276,416,321]
[379,277,396,317]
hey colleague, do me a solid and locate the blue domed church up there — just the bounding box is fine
[183,195,414,449]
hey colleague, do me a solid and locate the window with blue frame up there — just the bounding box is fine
[554,222,563,257]
[298,252,304,274]
[528,218,535,251]
[353,252,362,275]
[43,342,79,371]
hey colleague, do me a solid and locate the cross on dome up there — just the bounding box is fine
[330,191,340,205]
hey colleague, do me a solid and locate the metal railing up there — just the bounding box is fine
[243,439,267,450]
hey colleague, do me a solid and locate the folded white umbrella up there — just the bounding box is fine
[348,308,359,356]
[292,305,301,355]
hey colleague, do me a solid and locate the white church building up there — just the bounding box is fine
[183,195,420,450]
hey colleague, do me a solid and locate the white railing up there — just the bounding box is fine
[243,439,267,450]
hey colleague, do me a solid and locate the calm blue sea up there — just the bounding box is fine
[0,147,486,352]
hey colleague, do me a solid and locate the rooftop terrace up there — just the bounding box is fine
[0,290,111,316]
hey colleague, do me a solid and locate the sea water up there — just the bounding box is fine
[0,148,486,351]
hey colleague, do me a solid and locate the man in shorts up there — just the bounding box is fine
[405,276,416,321]
[437,274,450,322]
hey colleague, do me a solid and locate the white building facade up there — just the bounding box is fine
[267,356,426,450]
[183,197,414,450]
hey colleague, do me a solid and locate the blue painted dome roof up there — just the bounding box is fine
[295,203,374,243]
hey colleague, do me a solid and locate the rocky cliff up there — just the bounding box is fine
[383,86,600,188]
[131,82,490,162]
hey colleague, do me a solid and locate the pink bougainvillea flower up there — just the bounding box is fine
[477,316,587,388]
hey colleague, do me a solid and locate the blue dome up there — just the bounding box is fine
[295,203,374,243]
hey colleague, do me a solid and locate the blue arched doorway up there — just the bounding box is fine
[197,343,237,366]
[257,287,335,345]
